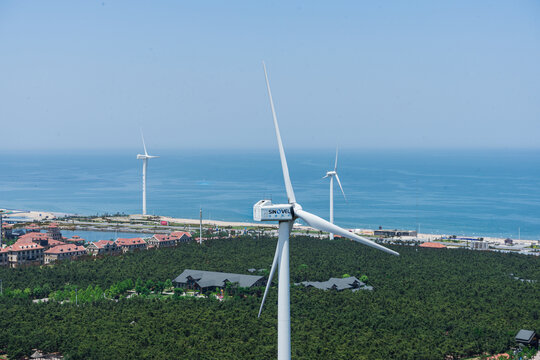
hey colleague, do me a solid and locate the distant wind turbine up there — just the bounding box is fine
[254,62,399,360]
[322,148,347,240]
[136,130,159,215]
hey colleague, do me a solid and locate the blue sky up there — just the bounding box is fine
[1,1,539,150]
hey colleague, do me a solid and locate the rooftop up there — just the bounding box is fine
[116,237,145,245]
[297,276,372,291]
[45,244,86,254]
[174,269,264,288]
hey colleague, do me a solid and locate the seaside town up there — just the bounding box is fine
[1,209,538,270]
[0,220,191,268]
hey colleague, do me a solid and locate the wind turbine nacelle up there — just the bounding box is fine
[253,200,293,222]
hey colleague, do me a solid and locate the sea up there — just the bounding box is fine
[2,149,540,240]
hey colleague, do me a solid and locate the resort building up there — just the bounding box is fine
[147,234,177,248]
[173,269,266,292]
[115,237,147,253]
[0,248,8,266]
[86,240,120,256]
[26,224,41,233]
[66,235,85,246]
[6,240,44,267]
[17,232,66,250]
[44,244,87,264]
[47,223,62,241]
[2,223,14,240]
[169,231,192,243]
[296,276,373,291]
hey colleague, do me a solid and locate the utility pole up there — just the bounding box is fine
[0,211,3,247]
[199,208,203,244]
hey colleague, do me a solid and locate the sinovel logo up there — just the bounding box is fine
[268,208,290,215]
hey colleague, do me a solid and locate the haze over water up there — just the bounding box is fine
[2,149,540,240]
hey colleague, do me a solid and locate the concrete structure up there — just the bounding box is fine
[374,229,418,237]
[296,276,373,291]
[470,241,489,250]
[115,237,147,253]
[44,244,86,264]
[173,269,266,291]
[86,240,119,256]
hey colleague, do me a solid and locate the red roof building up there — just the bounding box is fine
[26,223,41,232]
[147,234,177,248]
[169,231,192,243]
[5,239,44,267]
[115,237,147,253]
[86,240,119,256]
[66,235,85,245]
[44,244,86,264]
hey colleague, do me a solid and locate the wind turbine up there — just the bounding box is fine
[136,130,159,216]
[254,63,399,360]
[323,148,347,240]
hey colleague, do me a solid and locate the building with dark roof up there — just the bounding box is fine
[173,269,266,291]
[515,329,538,348]
[296,276,373,291]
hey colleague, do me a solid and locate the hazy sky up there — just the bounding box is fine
[1,1,539,150]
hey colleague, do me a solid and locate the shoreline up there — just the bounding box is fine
[2,208,539,247]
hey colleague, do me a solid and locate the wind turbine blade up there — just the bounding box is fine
[295,209,399,256]
[334,147,339,171]
[140,129,148,156]
[263,62,296,204]
[335,173,347,201]
[322,175,329,179]
[258,237,282,318]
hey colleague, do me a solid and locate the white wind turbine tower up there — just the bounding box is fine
[136,130,159,215]
[254,63,399,360]
[323,148,347,240]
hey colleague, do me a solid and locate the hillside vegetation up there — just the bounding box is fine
[0,236,538,359]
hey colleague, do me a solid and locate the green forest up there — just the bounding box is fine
[0,236,538,359]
